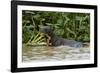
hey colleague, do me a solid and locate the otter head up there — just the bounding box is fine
[39,26,53,37]
[39,26,53,46]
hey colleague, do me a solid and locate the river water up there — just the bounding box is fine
[22,44,90,62]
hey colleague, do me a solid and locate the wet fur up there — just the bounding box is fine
[40,26,83,48]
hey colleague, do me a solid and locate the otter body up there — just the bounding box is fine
[50,36,83,48]
[40,26,83,48]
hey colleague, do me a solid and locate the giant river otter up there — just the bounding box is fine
[40,26,83,48]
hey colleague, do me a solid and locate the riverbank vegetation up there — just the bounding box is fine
[22,10,90,44]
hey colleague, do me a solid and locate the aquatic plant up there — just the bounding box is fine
[22,11,90,44]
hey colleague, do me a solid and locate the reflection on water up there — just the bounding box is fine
[22,45,90,62]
